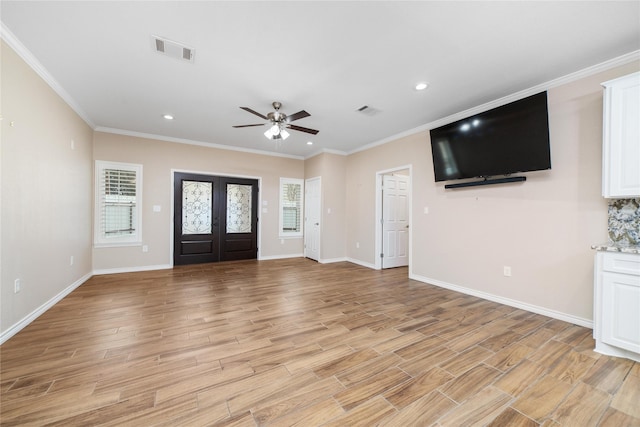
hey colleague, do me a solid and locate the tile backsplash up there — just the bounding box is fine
[608,198,640,245]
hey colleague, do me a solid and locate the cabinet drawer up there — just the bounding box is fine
[600,252,640,276]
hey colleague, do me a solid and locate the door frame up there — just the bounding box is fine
[170,169,262,267]
[374,165,412,271]
[304,176,321,261]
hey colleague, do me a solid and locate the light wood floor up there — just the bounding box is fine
[1,259,639,426]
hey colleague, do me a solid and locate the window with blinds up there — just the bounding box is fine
[279,178,303,238]
[95,161,142,246]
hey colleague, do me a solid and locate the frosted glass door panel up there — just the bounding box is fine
[226,184,252,233]
[182,181,212,234]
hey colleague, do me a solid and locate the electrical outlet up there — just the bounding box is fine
[70,255,74,266]
[503,266,512,277]
[356,242,360,249]
[142,245,149,253]
[14,279,21,293]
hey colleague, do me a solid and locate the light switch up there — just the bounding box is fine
[153,205,161,212]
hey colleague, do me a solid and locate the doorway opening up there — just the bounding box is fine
[375,166,411,270]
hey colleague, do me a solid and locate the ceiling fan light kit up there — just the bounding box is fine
[264,123,289,140]
[234,101,319,141]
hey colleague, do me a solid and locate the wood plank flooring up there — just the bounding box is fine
[1,258,639,426]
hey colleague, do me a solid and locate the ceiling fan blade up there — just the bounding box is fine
[232,124,265,128]
[240,107,268,120]
[286,110,310,122]
[287,124,319,135]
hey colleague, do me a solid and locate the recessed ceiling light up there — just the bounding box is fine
[307,141,313,145]
[163,114,174,120]
[415,82,429,91]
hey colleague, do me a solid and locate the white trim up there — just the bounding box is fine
[409,272,593,329]
[0,272,92,345]
[304,148,348,160]
[94,242,143,248]
[348,50,640,156]
[0,23,95,128]
[259,253,304,261]
[95,127,304,160]
[346,257,377,270]
[595,341,640,363]
[319,257,348,264]
[93,264,172,276]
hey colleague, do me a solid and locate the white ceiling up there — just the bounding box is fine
[2,1,639,159]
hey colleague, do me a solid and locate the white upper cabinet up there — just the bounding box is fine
[602,71,640,198]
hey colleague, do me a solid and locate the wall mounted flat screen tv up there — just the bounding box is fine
[430,91,551,183]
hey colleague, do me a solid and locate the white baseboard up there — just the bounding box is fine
[346,257,377,270]
[259,253,304,261]
[0,272,93,345]
[409,273,593,329]
[92,264,172,275]
[319,257,348,264]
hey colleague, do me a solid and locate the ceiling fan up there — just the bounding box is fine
[233,101,319,140]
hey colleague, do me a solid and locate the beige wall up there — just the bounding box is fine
[92,132,305,271]
[1,41,94,337]
[347,136,423,265]
[345,61,640,323]
[304,152,347,261]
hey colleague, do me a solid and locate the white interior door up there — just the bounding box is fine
[304,177,321,261]
[382,174,409,268]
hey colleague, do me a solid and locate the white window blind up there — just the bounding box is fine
[95,161,142,246]
[279,178,303,238]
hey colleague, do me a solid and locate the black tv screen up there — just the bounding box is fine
[430,91,551,182]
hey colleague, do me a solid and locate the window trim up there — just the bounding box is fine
[94,160,143,247]
[279,177,304,239]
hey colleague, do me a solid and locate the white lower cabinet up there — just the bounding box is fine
[594,251,640,362]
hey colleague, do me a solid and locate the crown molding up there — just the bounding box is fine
[1,23,96,128]
[94,127,305,160]
[304,148,348,160]
[349,50,640,155]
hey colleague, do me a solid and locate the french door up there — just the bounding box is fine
[173,172,258,265]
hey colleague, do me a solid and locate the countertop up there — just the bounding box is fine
[592,241,640,255]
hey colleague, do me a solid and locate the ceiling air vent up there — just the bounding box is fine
[151,35,195,63]
[356,105,381,117]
